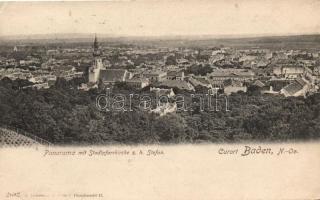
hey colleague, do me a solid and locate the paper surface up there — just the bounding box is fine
[1,1,320,199]
[1,143,320,199]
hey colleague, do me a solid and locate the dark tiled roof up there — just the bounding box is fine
[282,78,307,95]
[193,77,210,85]
[296,77,307,86]
[282,82,303,95]
[143,70,166,75]
[253,80,265,87]
[209,69,254,77]
[167,70,184,77]
[126,77,148,83]
[223,79,243,87]
[100,69,127,82]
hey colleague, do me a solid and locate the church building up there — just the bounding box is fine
[88,35,135,85]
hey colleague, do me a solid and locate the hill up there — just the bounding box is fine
[1,34,320,49]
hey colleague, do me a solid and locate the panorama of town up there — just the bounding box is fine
[1,35,320,145]
[2,36,320,96]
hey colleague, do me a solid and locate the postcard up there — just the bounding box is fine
[0,0,320,199]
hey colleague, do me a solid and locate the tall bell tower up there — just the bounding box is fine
[88,34,103,83]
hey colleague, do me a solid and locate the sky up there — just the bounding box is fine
[0,0,320,37]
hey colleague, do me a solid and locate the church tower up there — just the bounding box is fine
[88,34,104,83]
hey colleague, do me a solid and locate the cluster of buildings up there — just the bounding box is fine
[1,35,320,115]
[0,47,84,89]
[86,36,320,96]
[80,36,319,115]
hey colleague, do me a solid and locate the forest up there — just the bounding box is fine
[0,78,320,145]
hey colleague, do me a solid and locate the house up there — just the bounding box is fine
[239,55,258,62]
[207,68,255,85]
[273,66,283,76]
[78,83,91,91]
[150,87,175,97]
[167,70,185,80]
[274,52,289,60]
[142,70,167,83]
[176,58,190,68]
[265,52,273,59]
[242,60,255,68]
[273,66,304,79]
[249,80,279,95]
[282,67,304,79]
[188,76,212,88]
[23,82,49,89]
[209,54,225,64]
[150,102,177,117]
[252,80,265,88]
[223,79,247,95]
[280,78,310,97]
[125,77,150,89]
[260,85,280,95]
[156,80,195,91]
[257,59,270,68]
[165,65,180,71]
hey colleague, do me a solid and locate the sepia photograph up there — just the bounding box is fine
[1,1,320,146]
[0,0,320,199]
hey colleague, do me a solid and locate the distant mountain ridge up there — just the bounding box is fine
[1,33,320,49]
[1,33,320,41]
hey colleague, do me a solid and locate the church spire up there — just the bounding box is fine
[93,33,100,56]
